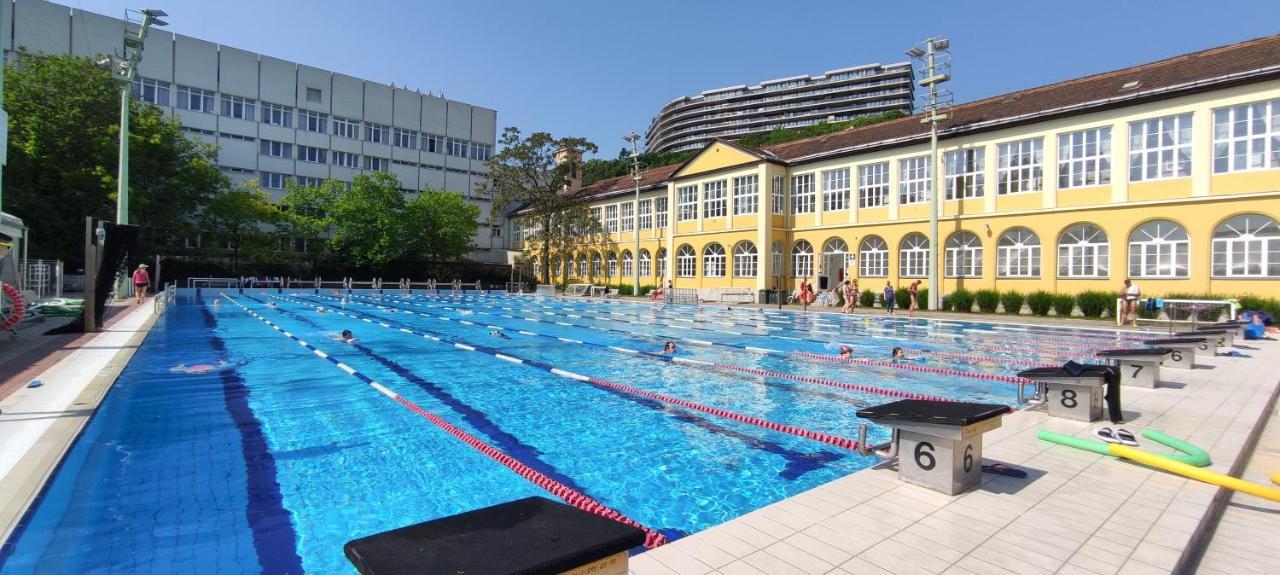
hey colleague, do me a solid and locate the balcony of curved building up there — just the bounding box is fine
[654,64,912,115]
[647,98,912,152]
[647,85,914,141]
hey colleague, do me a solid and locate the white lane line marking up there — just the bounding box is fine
[336,363,357,374]
[313,350,329,359]
[609,346,639,354]
[550,368,589,381]
[494,354,523,364]
[454,343,476,351]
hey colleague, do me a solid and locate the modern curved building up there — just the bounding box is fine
[645,63,915,154]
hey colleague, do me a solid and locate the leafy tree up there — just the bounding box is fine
[404,190,480,262]
[481,128,606,285]
[200,183,282,273]
[328,172,409,269]
[278,179,342,267]
[2,50,224,266]
[735,110,908,148]
[581,149,695,186]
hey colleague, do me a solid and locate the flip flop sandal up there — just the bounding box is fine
[1115,429,1140,447]
[1093,427,1120,444]
[982,463,1028,478]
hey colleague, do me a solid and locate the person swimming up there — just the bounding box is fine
[341,329,355,343]
[490,330,510,339]
[891,347,923,361]
[839,345,853,358]
[662,341,677,354]
[170,360,230,374]
[316,306,326,314]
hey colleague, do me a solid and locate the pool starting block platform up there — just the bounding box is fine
[1144,337,1207,369]
[1096,348,1172,388]
[1017,365,1117,422]
[344,496,645,575]
[856,400,1011,495]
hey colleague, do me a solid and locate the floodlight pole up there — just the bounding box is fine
[112,9,167,225]
[909,37,950,311]
[625,131,642,295]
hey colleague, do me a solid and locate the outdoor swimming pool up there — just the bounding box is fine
[0,290,1150,574]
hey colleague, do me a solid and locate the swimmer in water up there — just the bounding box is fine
[316,306,326,314]
[490,330,510,339]
[891,347,922,361]
[341,329,355,343]
[663,341,677,354]
[212,299,221,307]
[170,360,230,374]
[839,345,853,358]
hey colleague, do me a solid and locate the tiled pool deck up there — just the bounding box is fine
[631,333,1280,575]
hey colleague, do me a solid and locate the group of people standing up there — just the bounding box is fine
[796,278,921,317]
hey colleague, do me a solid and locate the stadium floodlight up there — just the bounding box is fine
[906,37,952,311]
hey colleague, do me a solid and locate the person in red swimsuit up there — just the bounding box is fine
[132,264,150,303]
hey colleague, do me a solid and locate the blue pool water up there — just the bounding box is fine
[0,290,1146,573]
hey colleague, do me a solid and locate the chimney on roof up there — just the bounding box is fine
[555,147,583,192]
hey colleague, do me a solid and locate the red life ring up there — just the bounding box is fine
[0,283,26,332]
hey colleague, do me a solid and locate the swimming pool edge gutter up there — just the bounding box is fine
[0,305,160,559]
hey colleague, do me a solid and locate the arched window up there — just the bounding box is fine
[577,254,587,278]
[638,249,651,277]
[566,254,577,277]
[899,233,930,278]
[734,242,758,277]
[620,250,633,277]
[1213,214,1280,277]
[1058,223,1109,278]
[997,228,1041,278]
[1129,220,1189,278]
[822,238,848,255]
[859,236,888,277]
[823,237,850,278]
[590,253,602,277]
[771,241,784,277]
[656,248,668,278]
[606,252,618,277]
[792,240,814,279]
[945,231,983,277]
[676,245,696,277]
[703,243,726,277]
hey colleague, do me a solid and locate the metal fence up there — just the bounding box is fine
[21,259,63,300]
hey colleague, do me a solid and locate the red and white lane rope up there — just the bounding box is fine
[221,295,669,548]
[792,352,1034,386]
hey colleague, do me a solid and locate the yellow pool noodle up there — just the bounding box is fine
[1109,445,1280,502]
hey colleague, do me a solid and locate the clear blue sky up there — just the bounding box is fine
[83,0,1279,159]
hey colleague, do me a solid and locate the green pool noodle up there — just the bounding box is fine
[1035,429,1211,467]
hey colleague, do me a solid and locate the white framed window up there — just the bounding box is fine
[791,174,815,214]
[677,185,698,221]
[590,253,602,277]
[620,202,634,232]
[332,151,359,168]
[606,252,618,277]
[997,228,1041,278]
[423,133,444,154]
[363,156,388,171]
[1129,220,1189,278]
[899,155,931,204]
[297,145,326,163]
[260,140,292,158]
[703,180,727,218]
[446,138,469,158]
[259,172,288,190]
[792,240,814,279]
[997,138,1043,195]
[733,175,758,215]
[261,102,293,127]
[621,251,633,277]
[471,143,493,161]
[771,175,785,214]
[822,168,850,211]
[859,236,888,277]
[771,241,784,277]
[1213,100,1280,173]
[393,128,418,149]
[945,231,983,277]
[676,245,696,277]
[1212,214,1280,278]
[857,162,890,208]
[566,256,576,278]
[639,249,652,277]
[365,123,390,144]
[131,77,170,106]
[1057,223,1110,278]
[656,248,668,278]
[605,204,618,233]
[220,95,255,119]
[655,197,668,228]
[177,85,215,113]
[945,148,985,199]
[297,176,324,188]
[899,233,930,278]
[333,117,361,139]
[638,199,653,229]
[703,243,726,277]
[590,207,602,229]
[300,110,327,133]
[733,242,757,277]
[1129,113,1193,181]
[1058,127,1111,188]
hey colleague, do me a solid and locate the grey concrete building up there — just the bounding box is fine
[3,0,507,262]
[645,63,915,154]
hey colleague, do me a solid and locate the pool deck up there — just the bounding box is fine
[0,300,158,546]
[630,335,1280,575]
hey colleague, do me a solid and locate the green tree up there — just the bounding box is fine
[200,183,281,273]
[404,190,480,262]
[278,179,342,268]
[481,128,605,285]
[2,50,224,266]
[328,171,409,269]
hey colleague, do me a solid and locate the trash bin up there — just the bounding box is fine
[758,289,778,304]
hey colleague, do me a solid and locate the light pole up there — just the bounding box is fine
[906,37,951,311]
[624,131,642,295]
[106,8,168,225]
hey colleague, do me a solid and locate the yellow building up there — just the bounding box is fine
[521,35,1280,300]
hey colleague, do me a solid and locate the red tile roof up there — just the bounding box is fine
[565,163,682,200]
